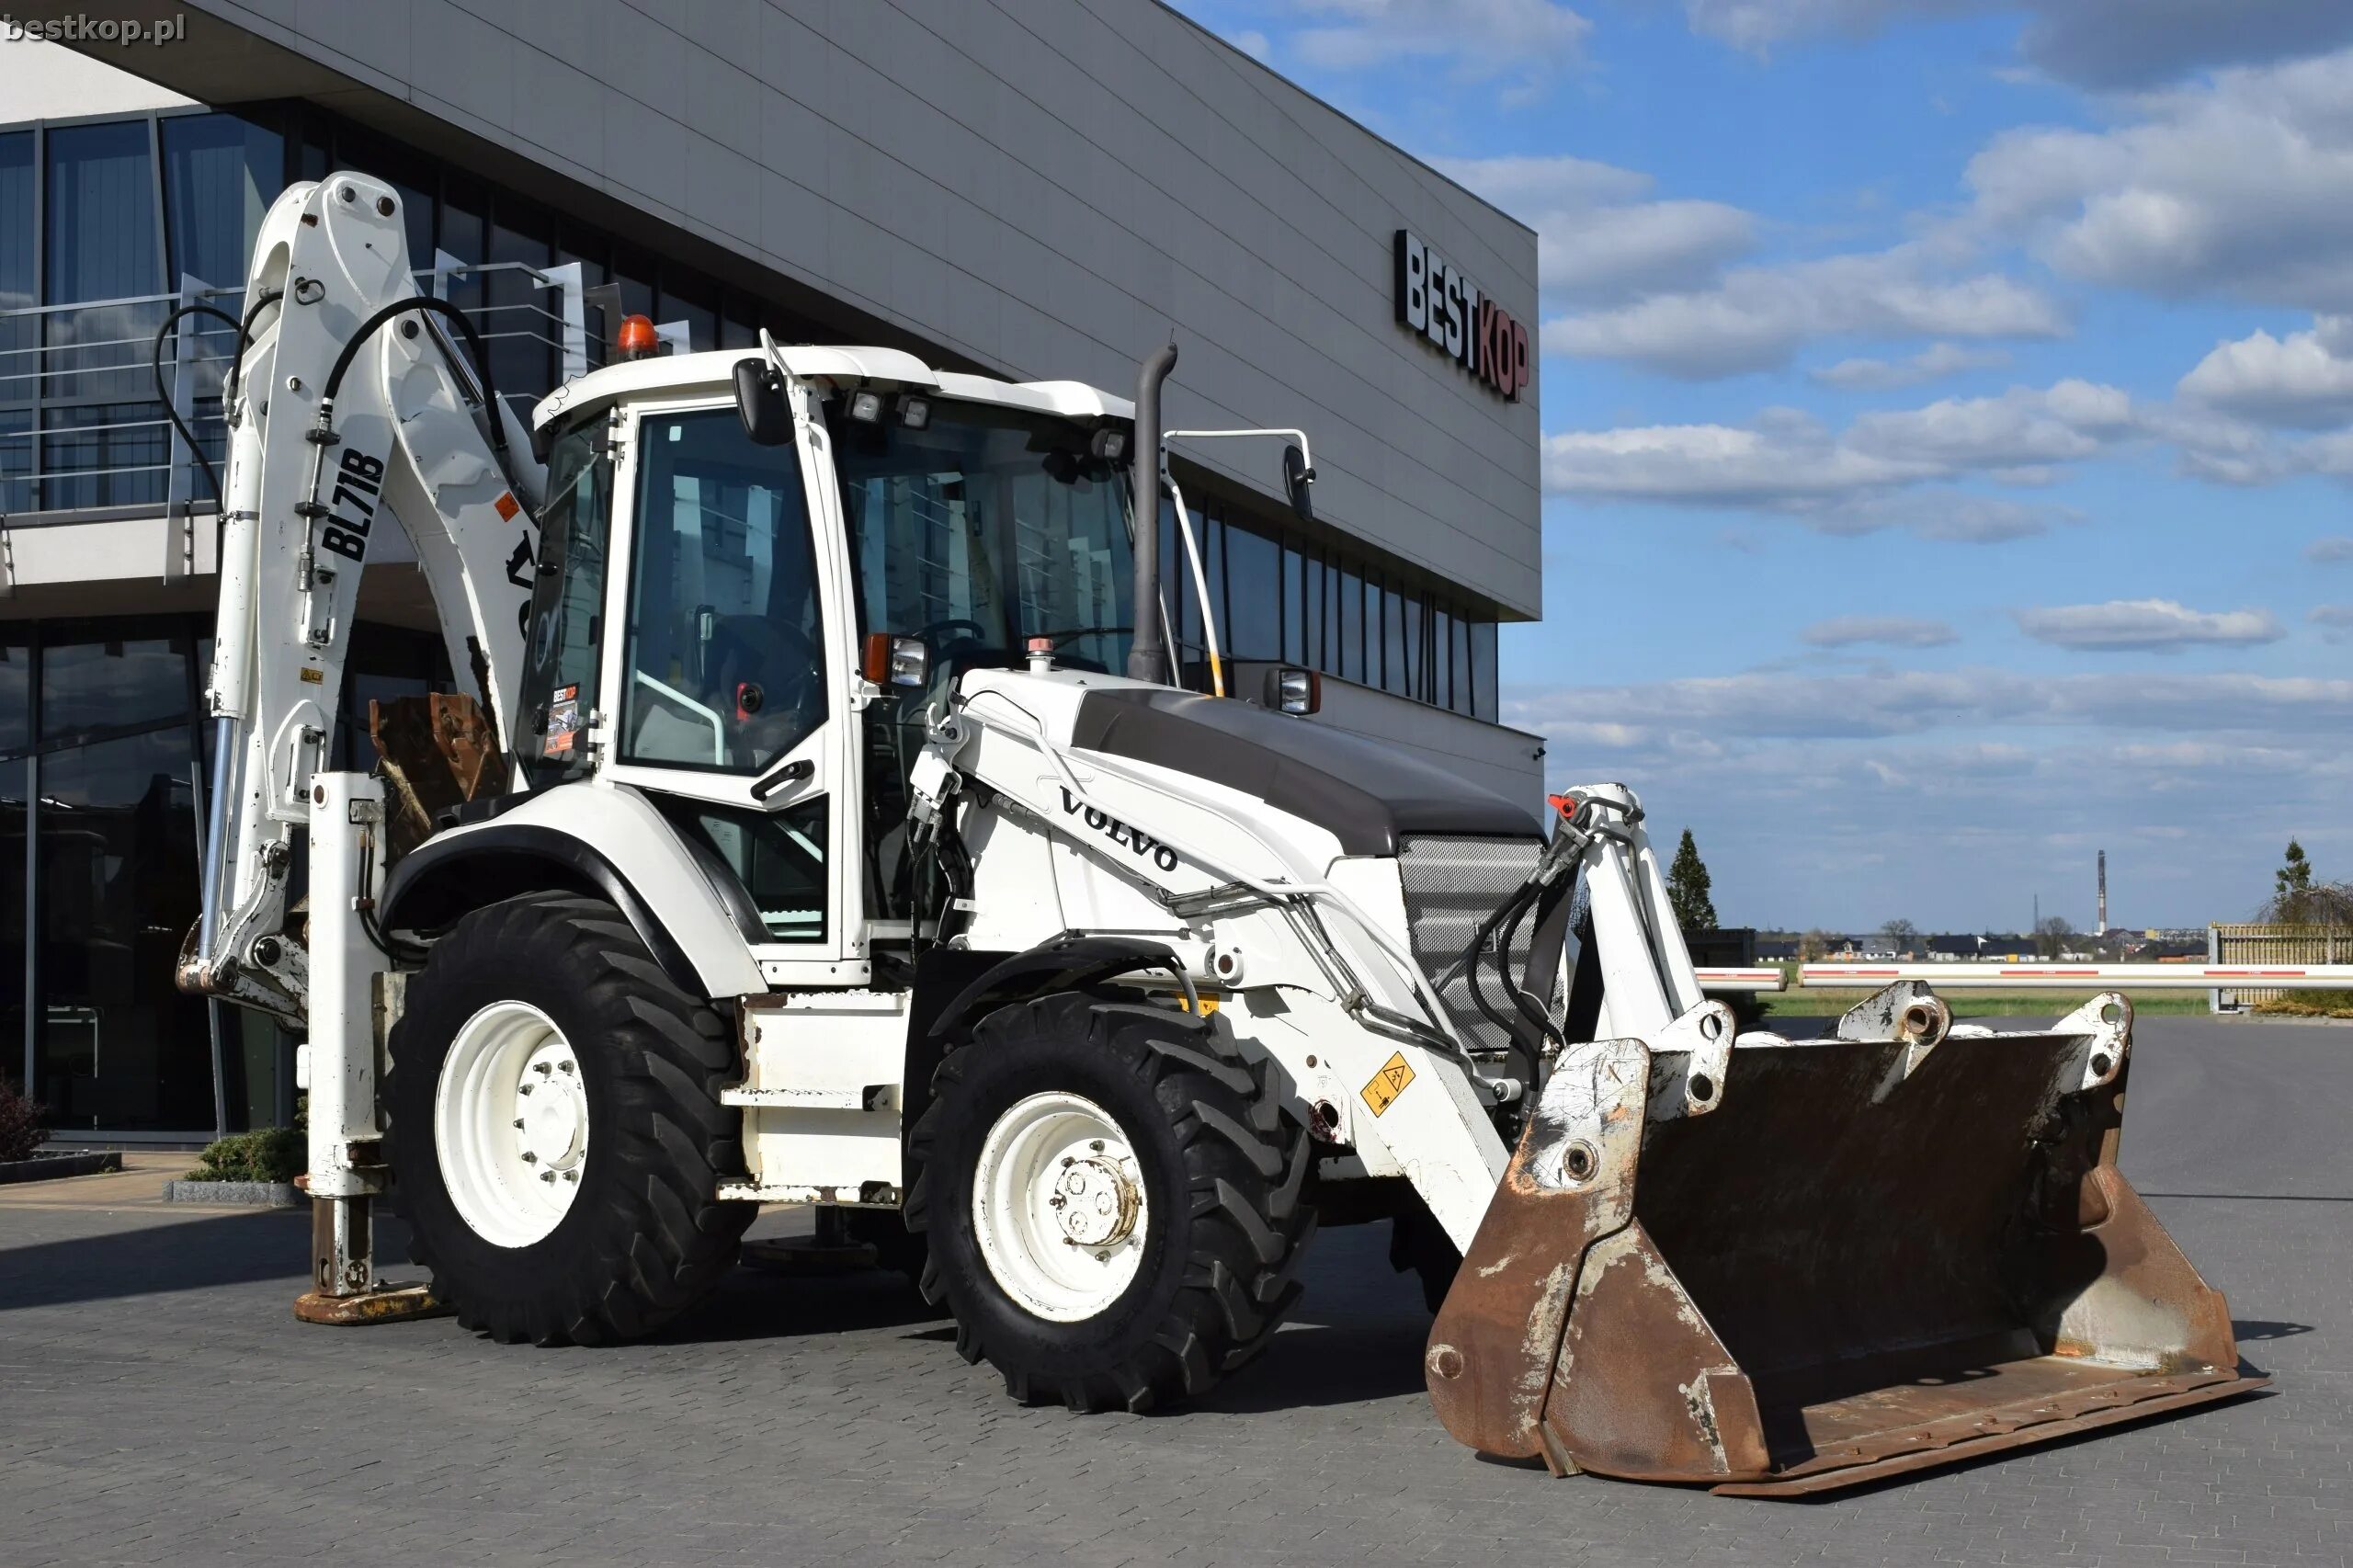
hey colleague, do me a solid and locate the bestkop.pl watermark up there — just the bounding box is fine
[3,13,186,45]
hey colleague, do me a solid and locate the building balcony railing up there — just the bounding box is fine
[0,261,606,529]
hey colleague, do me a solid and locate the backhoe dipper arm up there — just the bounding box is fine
[182,174,547,1021]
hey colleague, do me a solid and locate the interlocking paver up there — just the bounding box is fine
[1,1017,2346,1567]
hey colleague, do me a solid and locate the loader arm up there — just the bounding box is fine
[182,174,547,1022]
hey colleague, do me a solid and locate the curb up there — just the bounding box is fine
[162,1178,304,1208]
[0,1150,125,1186]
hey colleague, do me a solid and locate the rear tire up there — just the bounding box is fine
[905,991,1314,1412]
[388,892,752,1345]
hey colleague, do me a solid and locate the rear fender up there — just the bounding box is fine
[381,783,765,1000]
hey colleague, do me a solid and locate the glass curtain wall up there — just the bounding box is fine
[1156,490,1501,721]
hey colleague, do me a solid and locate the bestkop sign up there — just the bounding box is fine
[1393,230,1529,403]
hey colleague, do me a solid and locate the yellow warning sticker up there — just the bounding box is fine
[1360,1051,1415,1118]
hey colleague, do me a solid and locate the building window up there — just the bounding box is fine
[45,120,160,304]
[160,113,281,290]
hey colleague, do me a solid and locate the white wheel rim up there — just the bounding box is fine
[972,1091,1149,1323]
[434,1001,588,1248]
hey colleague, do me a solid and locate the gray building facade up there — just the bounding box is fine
[1,0,1541,1139]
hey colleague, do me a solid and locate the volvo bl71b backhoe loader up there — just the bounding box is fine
[176,172,2261,1495]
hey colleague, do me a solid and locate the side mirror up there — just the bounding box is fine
[862,631,929,689]
[1283,443,1315,523]
[1265,665,1319,715]
[733,359,792,446]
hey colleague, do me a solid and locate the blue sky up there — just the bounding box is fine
[1170,0,2353,934]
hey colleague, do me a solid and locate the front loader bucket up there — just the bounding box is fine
[1425,987,2265,1496]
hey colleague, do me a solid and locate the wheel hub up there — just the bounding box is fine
[1051,1152,1140,1248]
[516,1041,586,1177]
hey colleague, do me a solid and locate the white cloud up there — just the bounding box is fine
[1811,342,2011,390]
[1792,491,2075,541]
[2313,605,2353,642]
[2311,537,2353,563]
[1506,665,2353,743]
[1229,28,1271,59]
[1965,50,2353,314]
[1435,154,1755,304]
[1678,0,2353,88]
[1543,244,2067,377]
[1289,0,1591,80]
[2014,598,2286,653]
[1846,380,2137,470]
[1543,380,2134,517]
[1801,615,1960,648]
[2177,317,2353,428]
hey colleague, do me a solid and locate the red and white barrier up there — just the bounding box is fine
[1800,962,2353,992]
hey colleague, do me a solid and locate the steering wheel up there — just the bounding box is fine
[913,617,994,652]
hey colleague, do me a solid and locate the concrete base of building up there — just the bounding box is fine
[0,1151,125,1185]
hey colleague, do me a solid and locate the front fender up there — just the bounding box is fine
[381,784,766,1000]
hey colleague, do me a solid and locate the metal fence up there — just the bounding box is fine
[0,261,600,530]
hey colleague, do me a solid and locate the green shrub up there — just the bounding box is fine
[185,1126,305,1183]
[0,1081,45,1163]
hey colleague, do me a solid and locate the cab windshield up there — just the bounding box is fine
[828,398,1134,684]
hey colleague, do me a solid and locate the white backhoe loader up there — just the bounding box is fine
[176,172,2263,1495]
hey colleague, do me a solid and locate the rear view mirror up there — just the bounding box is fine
[733,359,792,446]
[1283,442,1315,523]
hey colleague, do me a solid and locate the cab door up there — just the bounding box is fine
[594,388,867,986]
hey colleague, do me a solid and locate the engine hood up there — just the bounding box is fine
[1067,687,1539,857]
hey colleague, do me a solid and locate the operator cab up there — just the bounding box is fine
[517,346,1139,980]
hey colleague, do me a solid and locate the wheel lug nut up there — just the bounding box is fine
[535,1062,552,1074]
[522,1152,538,1164]
[518,1084,533,1096]
[557,1061,574,1074]
[1089,1140,1105,1152]
[540,1170,556,1184]
[513,1119,525,1130]
[563,1170,577,1184]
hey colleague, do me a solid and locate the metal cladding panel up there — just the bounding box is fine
[113,0,1543,619]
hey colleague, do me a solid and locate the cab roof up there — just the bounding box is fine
[529,345,1133,431]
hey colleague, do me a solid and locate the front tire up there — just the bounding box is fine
[906,992,1315,1412]
[388,892,752,1345]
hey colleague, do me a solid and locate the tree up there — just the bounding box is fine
[2035,915,2075,960]
[1880,918,1920,955]
[2263,839,2353,925]
[1665,828,1718,931]
[1799,928,1834,961]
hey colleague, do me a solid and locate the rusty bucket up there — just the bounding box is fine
[1425,986,2265,1496]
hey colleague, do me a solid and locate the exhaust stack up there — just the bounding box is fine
[1126,338,1178,685]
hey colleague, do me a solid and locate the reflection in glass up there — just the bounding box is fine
[622,410,827,773]
[35,729,210,1132]
[160,112,282,290]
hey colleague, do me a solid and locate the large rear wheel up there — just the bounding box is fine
[388,892,752,1345]
[906,991,1314,1412]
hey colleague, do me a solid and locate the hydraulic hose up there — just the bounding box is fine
[147,287,284,511]
[320,295,509,458]
[148,301,245,508]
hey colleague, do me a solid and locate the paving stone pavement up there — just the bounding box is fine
[0,1016,2346,1568]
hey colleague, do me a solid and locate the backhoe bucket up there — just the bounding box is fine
[1425,986,2264,1495]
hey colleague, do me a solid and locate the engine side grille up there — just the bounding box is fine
[1396,835,1544,1059]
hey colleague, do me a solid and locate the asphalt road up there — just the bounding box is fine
[1,1014,2346,1568]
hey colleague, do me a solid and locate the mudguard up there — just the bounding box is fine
[381,782,766,1000]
